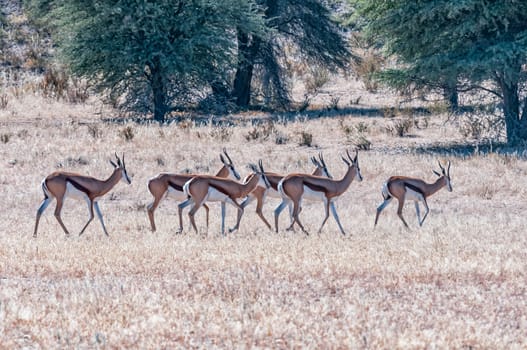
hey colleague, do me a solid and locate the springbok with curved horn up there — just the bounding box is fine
[374,161,452,228]
[146,148,240,232]
[33,153,131,237]
[240,153,332,230]
[179,160,270,235]
[275,150,362,235]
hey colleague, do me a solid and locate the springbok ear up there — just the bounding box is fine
[433,170,441,177]
[110,160,118,168]
[341,155,350,166]
[114,152,122,167]
[219,154,226,165]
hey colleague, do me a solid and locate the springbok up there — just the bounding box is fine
[275,150,362,235]
[146,149,240,232]
[179,160,270,235]
[33,153,131,237]
[240,153,332,230]
[374,161,452,228]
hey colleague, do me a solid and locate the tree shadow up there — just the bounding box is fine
[101,104,479,127]
[101,105,435,126]
[413,141,527,158]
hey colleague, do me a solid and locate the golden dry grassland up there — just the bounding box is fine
[1,93,526,348]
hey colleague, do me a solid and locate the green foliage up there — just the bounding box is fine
[231,0,351,108]
[27,0,266,121]
[351,0,527,144]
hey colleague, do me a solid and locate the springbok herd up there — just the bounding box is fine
[33,149,452,237]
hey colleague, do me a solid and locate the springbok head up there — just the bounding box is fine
[433,160,452,192]
[341,149,362,182]
[110,152,132,184]
[220,148,240,180]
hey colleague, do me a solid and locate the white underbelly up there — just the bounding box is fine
[404,188,423,202]
[166,186,187,201]
[65,182,90,201]
[302,186,327,202]
[205,188,231,202]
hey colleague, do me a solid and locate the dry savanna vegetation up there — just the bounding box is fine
[1,87,527,348]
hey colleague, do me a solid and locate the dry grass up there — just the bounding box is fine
[0,93,526,348]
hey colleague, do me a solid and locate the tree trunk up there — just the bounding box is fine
[232,31,259,107]
[442,76,459,112]
[148,57,168,122]
[497,74,527,145]
[231,0,276,108]
[443,86,459,112]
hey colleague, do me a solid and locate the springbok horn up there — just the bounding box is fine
[341,154,350,166]
[114,152,122,167]
[319,152,328,168]
[223,148,233,164]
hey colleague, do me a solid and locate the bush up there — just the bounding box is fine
[350,40,385,93]
[0,94,8,109]
[38,68,90,103]
[458,111,503,141]
[1,133,11,143]
[339,120,372,150]
[119,126,135,141]
[298,131,313,147]
[40,68,68,99]
[245,121,276,142]
[385,118,413,137]
[209,126,232,142]
[86,124,102,139]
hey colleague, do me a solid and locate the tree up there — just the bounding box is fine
[230,0,351,108]
[26,0,265,122]
[353,0,527,145]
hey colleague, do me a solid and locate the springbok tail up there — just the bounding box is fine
[41,179,50,199]
[182,178,194,198]
[277,180,290,200]
[381,182,392,200]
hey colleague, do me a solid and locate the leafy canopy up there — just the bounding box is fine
[353,0,527,92]
[27,0,266,116]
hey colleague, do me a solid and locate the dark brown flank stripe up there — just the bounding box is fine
[66,177,90,194]
[208,182,236,199]
[303,180,327,193]
[403,182,425,195]
[168,181,183,192]
[269,177,280,191]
